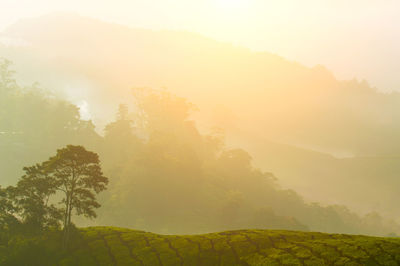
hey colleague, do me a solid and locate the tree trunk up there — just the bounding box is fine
[62,194,71,249]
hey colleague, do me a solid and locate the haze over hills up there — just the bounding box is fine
[1,13,400,220]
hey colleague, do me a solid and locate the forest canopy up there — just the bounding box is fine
[1,58,399,237]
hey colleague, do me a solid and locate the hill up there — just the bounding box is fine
[242,137,400,218]
[3,13,400,156]
[3,227,400,265]
[2,13,400,155]
[2,13,400,220]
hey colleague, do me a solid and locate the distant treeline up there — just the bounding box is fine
[1,58,399,236]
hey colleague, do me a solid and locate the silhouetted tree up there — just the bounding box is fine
[0,186,19,233]
[11,165,61,233]
[44,145,108,248]
[1,145,107,250]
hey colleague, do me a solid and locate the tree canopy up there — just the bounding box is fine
[0,145,108,247]
[1,60,399,238]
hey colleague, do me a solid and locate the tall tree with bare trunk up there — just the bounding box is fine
[45,145,108,248]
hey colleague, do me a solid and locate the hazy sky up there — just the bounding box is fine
[2,0,400,91]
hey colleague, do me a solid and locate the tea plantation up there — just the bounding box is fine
[55,227,400,265]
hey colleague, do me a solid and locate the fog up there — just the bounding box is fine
[2,1,400,91]
[1,11,400,237]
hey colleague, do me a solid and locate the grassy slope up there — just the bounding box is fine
[59,227,400,265]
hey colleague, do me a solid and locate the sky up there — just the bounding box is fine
[1,0,400,91]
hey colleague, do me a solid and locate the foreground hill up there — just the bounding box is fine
[50,227,400,265]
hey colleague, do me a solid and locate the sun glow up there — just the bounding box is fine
[215,0,247,9]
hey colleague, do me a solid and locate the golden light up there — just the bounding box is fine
[215,0,247,9]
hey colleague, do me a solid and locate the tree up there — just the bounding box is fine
[0,186,19,232]
[0,145,107,250]
[0,59,102,186]
[11,164,61,232]
[44,145,108,247]
[0,58,17,93]
[132,87,197,136]
[103,104,139,162]
[104,104,134,140]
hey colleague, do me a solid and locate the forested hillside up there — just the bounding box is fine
[2,14,400,219]
[1,59,399,236]
[2,3,400,265]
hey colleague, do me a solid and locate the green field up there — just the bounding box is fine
[51,227,400,265]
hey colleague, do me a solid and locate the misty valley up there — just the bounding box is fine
[1,12,400,266]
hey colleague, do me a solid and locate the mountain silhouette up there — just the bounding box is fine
[2,13,400,219]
